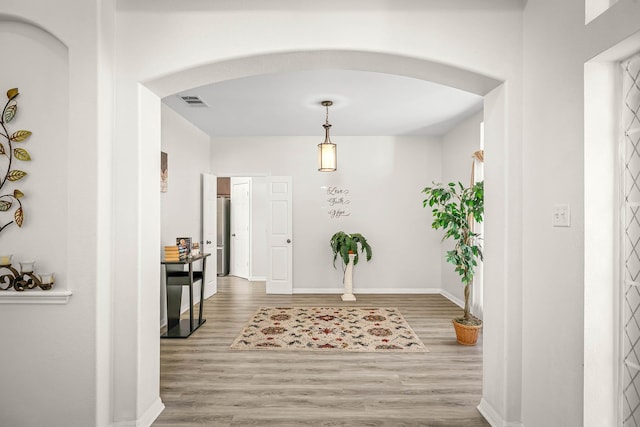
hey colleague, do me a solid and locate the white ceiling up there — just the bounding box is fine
[162,69,483,137]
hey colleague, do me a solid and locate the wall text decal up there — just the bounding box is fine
[322,186,351,219]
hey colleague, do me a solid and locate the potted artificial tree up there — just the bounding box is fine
[329,232,372,301]
[422,181,484,345]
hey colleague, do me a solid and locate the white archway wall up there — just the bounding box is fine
[478,82,524,425]
[0,2,637,427]
[116,4,524,426]
[124,2,640,426]
[0,2,115,427]
[8,2,636,427]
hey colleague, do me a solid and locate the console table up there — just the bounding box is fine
[161,253,210,338]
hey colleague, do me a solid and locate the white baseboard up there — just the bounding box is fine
[294,287,446,295]
[293,287,344,294]
[111,397,165,427]
[248,276,266,281]
[440,289,464,308]
[204,285,217,300]
[138,398,165,427]
[477,398,524,427]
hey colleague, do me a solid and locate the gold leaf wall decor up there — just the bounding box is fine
[13,148,30,161]
[7,170,27,181]
[0,87,31,234]
[3,103,16,123]
[14,207,23,227]
[11,130,31,142]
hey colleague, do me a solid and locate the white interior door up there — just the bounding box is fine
[230,177,251,279]
[266,176,293,294]
[202,173,217,296]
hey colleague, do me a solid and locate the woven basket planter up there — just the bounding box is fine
[452,319,482,346]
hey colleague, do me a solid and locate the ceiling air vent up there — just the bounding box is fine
[179,95,208,107]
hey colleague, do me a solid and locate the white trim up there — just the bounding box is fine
[293,287,344,294]
[0,289,72,304]
[204,287,216,299]
[110,397,165,427]
[137,397,165,427]
[294,287,448,295]
[248,177,254,282]
[440,289,465,308]
[248,276,266,281]
[477,398,524,427]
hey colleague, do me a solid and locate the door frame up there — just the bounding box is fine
[201,173,218,297]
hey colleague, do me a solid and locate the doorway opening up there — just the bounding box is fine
[216,175,268,282]
[140,49,512,427]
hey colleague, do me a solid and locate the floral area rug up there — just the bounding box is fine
[229,307,428,352]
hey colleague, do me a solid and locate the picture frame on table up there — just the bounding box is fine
[176,237,192,259]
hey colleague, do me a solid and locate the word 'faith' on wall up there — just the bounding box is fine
[322,186,351,219]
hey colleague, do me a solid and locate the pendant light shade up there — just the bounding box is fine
[318,100,337,172]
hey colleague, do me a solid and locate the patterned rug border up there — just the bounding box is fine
[229,306,429,353]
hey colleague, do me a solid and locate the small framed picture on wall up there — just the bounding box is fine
[161,151,168,192]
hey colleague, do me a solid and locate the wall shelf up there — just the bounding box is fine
[0,290,72,304]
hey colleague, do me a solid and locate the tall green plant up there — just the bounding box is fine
[422,181,484,324]
[329,231,372,275]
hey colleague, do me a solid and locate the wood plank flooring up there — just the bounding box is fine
[153,277,488,427]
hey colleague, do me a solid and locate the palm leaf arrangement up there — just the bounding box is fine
[0,88,31,234]
[329,231,372,273]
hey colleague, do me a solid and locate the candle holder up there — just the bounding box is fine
[19,260,35,273]
[0,254,12,266]
[0,262,54,291]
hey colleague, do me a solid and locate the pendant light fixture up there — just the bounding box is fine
[318,100,337,172]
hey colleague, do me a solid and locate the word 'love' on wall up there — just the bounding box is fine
[321,186,351,219]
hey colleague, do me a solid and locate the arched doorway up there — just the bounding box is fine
[116,49,516,425]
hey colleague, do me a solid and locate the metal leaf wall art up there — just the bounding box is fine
[0,88,30,234]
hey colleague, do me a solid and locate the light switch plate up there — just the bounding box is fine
[552,204,571,227]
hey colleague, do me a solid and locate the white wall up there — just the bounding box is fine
[9,1,640,426]
[96,2,116,425]
[0,2,526,426]
[0,13,105,427]
[522,2,586,422]
[0,2,114,426]
[160,104,211,324]
[439,111,484,304]
[0,2,529,426]
[0,20,76,427]
[212,135,443,293]
[522,0,640,426]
